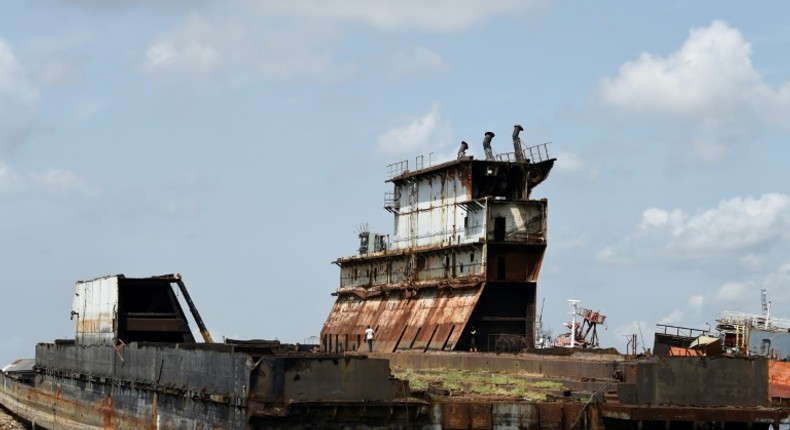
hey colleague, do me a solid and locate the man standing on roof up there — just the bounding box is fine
[365,325,375,352]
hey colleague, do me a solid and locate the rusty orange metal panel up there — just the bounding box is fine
[442,403,492,429]
[538,403,563,429]
[322,284,485,352]
[668,346,703,356]
[769,360,790,399]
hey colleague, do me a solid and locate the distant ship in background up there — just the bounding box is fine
[717,289,790,359]
[654,288,790,361]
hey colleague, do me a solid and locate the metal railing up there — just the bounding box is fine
[655,324,709,338]
[384,192,398,212]
[386,154,438,179]
[491,143,552,163]
[495,152,517,162]
[387,160,409,179]
[525,142,551,162]
[718,311,790,331]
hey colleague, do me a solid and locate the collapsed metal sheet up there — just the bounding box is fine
[321,285,485,353]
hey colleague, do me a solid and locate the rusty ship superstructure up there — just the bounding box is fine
[321,126,556,353]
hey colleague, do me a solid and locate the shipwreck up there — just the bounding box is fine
[0,274,421,429]
[322,126,555,353]
[5,124,790,429]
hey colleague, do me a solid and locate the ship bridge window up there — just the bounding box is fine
[470,252,474,263]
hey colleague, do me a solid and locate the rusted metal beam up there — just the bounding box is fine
[601,403,789,423]
[174,275,214,343]
[125,318,185,332]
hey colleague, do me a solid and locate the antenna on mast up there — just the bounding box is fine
[568,300,580,348]
[761,289,771,329]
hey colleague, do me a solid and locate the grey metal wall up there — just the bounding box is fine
[36,342,399,405]
[36,343,249,402]
[250,356,394,403]
[620,356,769,407]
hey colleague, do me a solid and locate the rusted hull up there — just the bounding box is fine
[0,372,241,429]
[600,404,783,429]
[1,367,590,430]
[0,342,428,429]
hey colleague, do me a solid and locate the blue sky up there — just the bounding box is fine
[2,1,790,362]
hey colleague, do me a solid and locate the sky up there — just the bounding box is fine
[2,1,790,362]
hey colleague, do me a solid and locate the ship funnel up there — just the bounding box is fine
[512,124,526,163]
[457,141,469,160]
[482,132,495,161]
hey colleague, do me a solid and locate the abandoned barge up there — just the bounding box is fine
[0,274,422,429]
[4,125,790,429]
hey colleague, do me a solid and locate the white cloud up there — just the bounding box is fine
[375,104,452,158]
[601,193,790,264]
[0,38,38,152]
[141,12,356,84]
[764,262,790,288]
[31,168,100,197]
[673,194,790,253]
[740,253,764,270]
[141,14,230,80]
[599,20,790,163]
[387,46,450,80]
[72,100,105,121]
[639,207,686,234]
[656,295,704,327]
[139,1,542,84]
[553,150,599,178]
[601,21,758,120]
[715,281,754,303]
[688,295,704,313]
[2,165,100,198]
[659,309,683,325]
[710,263,790,320]
[0,163,22,193]
[248,0,535,33]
